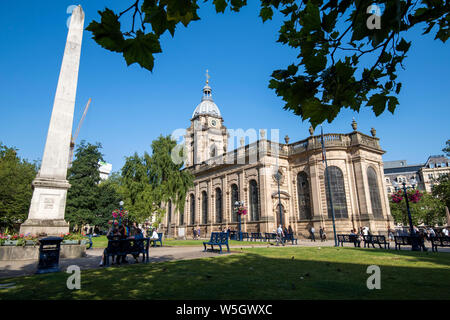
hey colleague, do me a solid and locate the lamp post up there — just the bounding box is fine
[392,178,420,251]
[119,201,124,227]
[234,200,245,241]
[274,171,283,228]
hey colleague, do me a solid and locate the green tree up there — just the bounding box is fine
[66,141,119,231]
[120,135,194,225]
[389,191,446,226]
[121,152,152,223]
[87,0,449,127]
[0,143,38,232]
[442,139,450,156]
[432,174,450,209]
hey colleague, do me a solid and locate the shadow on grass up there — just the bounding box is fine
[0,247,449,300]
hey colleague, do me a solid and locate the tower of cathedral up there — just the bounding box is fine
[185,71,228,167]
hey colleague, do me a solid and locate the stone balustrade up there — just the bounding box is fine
[191,131,381,171]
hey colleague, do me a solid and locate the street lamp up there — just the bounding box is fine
[392,178,420,251]
[119,201,124,226]
[234,200,245,241]
[274,170,283,228]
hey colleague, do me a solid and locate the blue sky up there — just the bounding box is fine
[1,1,449,172]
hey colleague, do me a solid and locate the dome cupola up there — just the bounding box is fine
[192,70,221,118]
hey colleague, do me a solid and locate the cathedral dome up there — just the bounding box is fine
[192,98,221,118]
[192,71,221,118]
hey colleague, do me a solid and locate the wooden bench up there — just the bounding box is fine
[250,232,263,242]
[103,237,150,266]
[282,233,298,245]
[264,233,277,242]
[150,232,163,247]
[430,236,450,252]
[337,234,361,247]
[394,235,411,250]
[363,235,390,249]
[203,232,230,254]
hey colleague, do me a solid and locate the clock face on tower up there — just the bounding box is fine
[211,119,217,127]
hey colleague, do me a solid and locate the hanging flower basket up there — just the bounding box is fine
[391,190,403,203]
[408,190,423,203]
[237,206,248,216]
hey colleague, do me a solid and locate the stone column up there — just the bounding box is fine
[20,6,85,236]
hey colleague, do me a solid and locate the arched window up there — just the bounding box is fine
[367,167,383,217]
[210,145,217,158]
[249,180,259,221]
[202,191,208,224]
[324,166,348,218]
[167,200,172,224]
[179,207,184,225]
[190,194,195,225]
[297,172,312,220]
[215,188,223,223]
[231,184,239,222]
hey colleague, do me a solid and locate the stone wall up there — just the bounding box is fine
[0,244,86,261]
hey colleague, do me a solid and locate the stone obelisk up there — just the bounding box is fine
[20,6,85,236]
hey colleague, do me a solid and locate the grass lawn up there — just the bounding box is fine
[1,247,449,300]
[91,235,269,248]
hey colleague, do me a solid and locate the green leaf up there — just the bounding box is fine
[367,93,388,116]
[387,96,399,114]
[213,0,228,13]
[396,38,411,53]
[86,9,125,52]
[260,7,274,22]
[122,31,162,71]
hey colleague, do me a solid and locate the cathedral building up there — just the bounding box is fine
[162,76,393,239]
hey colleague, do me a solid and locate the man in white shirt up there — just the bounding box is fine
[310,226,316,242]
[276,225,284,246]
[443,228,449,236]
[362,227,369,236]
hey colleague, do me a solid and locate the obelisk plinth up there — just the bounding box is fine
[20,6,85,236]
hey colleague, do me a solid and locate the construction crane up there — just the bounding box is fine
[69,98,92,166]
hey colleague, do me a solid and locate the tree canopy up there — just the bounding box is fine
[65,141,121,231]
[119,135,194,225]
[0,143,38,232]
[389,191,446,226]
[87,0,449,127]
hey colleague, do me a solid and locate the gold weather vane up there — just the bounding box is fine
[206,69,210,84]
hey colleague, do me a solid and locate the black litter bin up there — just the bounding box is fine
[36,236,63,274]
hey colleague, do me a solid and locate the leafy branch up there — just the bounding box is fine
[86,0,449,126]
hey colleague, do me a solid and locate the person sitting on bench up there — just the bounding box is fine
[150,228,159,242]
[350,229,361,247]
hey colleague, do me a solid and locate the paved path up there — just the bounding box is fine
[0,239,447,279]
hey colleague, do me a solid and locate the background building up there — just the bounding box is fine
[99,161,112,181]
[384,155,450,194]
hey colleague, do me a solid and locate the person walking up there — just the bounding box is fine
[288,225,293,235]
[192,227,197,240]
[310,226,316,242]
[442,227,449,237]
[197,227,201,240]
[388,227,394,242]
[276,225,285,246]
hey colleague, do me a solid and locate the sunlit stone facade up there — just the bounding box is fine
[162,80,393,239]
